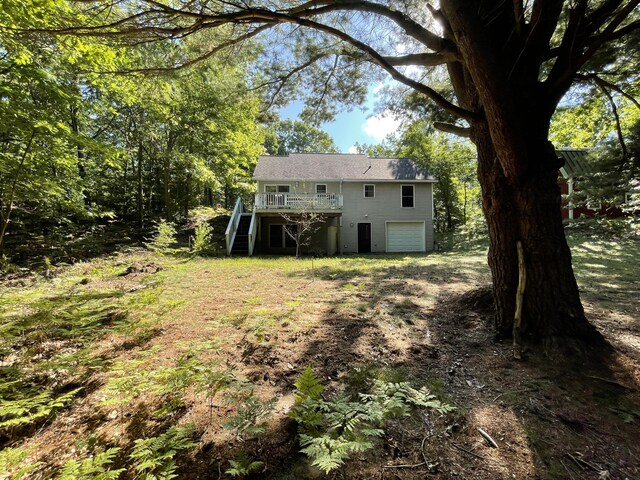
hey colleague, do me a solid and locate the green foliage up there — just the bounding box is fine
[56,448,124,480]
[0,387,82,431]
[290,369,454,473]
[190,223,214,256]
[0,447,42,479]
[224,392,277,439]
[226,451,264,478]
[265,119,339,155]
[149,221,178,253]
[0,3,264,257]
[0,255,21,273]
[129,425,197,480]
[100,351,202,413]
[294,367,325,402]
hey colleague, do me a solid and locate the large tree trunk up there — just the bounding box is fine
[473,122,603,348]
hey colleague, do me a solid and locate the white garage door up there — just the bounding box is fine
[386,222,425,252]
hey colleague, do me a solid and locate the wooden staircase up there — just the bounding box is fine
[231,215,252,256]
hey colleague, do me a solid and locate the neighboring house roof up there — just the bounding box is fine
[558,148,590,178]
[253,153,436,182]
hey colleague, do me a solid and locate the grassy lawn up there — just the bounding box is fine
[0,234,638,479]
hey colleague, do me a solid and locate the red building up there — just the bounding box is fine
[557,149,625,220]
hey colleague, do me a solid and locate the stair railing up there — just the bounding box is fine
[225,198,243,255]
[247,207,258,256]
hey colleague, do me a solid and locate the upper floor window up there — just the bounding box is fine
[316,184,327,194]
[265,185,290,193]
[364,184,375,198]
[401,185,415,208]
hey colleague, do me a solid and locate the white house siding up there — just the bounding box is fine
[340,182,434,253]
[253,180,434,254]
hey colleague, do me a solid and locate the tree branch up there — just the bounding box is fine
[383,52,457,67]
[286,0,455,54]
[576,73,640,110]
[593,77,628,165]
[433,122,471,137]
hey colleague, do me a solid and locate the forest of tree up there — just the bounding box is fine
[1,0,639,349]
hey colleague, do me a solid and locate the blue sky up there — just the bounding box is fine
[279,84,401,153]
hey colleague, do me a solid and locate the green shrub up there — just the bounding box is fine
[0,447,42,479]
[148,221,178,253]
[190,223,213,256]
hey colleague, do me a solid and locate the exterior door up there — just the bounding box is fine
[357,223,371,253]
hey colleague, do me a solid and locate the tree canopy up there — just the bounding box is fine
[5,0,640,348]
[0,2,265,253]
[264,119,339,155]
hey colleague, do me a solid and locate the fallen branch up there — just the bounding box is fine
[420,436,439,473]
[566,452,601,473]
[585,375,635,391]
[478,428,498,448]
[451,442,484,460]
[381,462,426,469]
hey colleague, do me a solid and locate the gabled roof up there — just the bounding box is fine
[558,148,590,178]
[253,153,435,182]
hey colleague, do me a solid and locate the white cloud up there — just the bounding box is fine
[372,82,385,94]
[362,111,401,141]
[347,145,359,154]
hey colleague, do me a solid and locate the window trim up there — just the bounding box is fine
[401,184,415,208]
[364,184,375,198]
[315,184,327,194]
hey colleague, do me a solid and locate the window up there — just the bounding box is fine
[364,184,375,198]
[315,184,327,194]
[265,185,290,193]
[401,185,415,208]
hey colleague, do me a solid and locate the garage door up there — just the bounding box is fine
[386,222,425,252]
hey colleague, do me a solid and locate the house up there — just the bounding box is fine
[225,153,436,256]
[557,148,625,220]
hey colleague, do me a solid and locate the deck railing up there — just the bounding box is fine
[247,208,258,256]
[225,197,243,255]
[255,193,343,210]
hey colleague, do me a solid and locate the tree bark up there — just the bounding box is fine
[473,122,603,349]
[136,140,144,227]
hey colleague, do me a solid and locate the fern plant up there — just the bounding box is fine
[0,447,43,480]
[129,424,197,480]
[0,387,82,431]
[290,369,454,473]
[223,392,277,439]
[226,451,264,478]
[56,448,124,480]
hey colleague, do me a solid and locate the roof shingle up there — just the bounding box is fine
[253,153,435,181]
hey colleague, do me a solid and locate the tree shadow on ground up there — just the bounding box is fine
[228,257,640,480]
[411,287,640,480]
